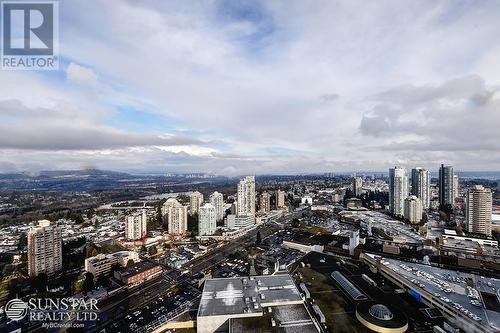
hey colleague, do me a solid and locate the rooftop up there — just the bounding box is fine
[198,274,303,317]
[373,254,500,331]
[330,271,367,301]
[230,304,318,333]
[117,260,160,278]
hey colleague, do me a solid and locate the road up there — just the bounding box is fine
[91,208,306,332]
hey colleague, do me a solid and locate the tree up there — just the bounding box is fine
[7,278,23,299]
[256,231,262,245]
[439,204,453,221]
[17,233,27,250]
[68,211,85,224]
[343,188,355,203]
[126,259,135,267]
[188,213,199,233]
[31,273,48,294]
[156,202,163,225]
[82,272,95,294]
[148,245,158,256]
[140,245,147,253]
[96,274,109,287]
[148,203,162,230]
[86,209,95,219]
[86,246,98,258]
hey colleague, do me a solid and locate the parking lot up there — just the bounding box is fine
[292,252,439,333]
[381,258,500,330]
[99,289,197,333]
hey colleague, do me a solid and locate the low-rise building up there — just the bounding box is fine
[346,198,363,210]
[85,251,140,278]
[113,261,162,286]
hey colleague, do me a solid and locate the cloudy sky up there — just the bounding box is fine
[1,0,500,175]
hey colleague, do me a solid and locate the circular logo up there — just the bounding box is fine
[5,298,28,321]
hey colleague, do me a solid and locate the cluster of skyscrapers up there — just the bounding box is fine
[388,164,493,235]
[259,189,286,213]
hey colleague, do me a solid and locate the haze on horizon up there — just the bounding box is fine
[2,0,500,175]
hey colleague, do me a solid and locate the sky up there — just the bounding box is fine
[1,0,500,175]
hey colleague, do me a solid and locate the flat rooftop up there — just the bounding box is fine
[198,274,303,317]
[374,255,500,331]
[118,260,159,278]
[359,211,425,243]
[230,304,317,333]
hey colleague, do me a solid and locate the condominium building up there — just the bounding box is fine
[276,189,286,208]
[165,198,188,235]
[439,164,455,207]
[453,174,459,201]
[411,168,430,209]
[389,167,409,217]
[237,176,256,219]
[189,191,204,215]
[466,185,492,235]
[404,195,423,224]
[352,177,363,196]
[199,203,217,236]
[209,191,224,222]
[259,191,271,213]
[125,210,147,241]
[161,197,179,216]
[27,220,62,277]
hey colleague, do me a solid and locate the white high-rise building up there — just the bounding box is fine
[260,191,271,213]
[162,197,179,218]
[166,198,188,235]
[199,203,217,236]
[389,166,409,217]
[453,174,459,201]
[237,176,256,218]
[189,191,204,215]
[411,168,430,210]
[348,230,360,256]
[404,195,423,224]
[352,177,363,196]
[439,164,455,207]
[209,191,224,222]
[466,185,492,235]
[276,190,286,208]
[28,220,62,277]
[125,210,147,240]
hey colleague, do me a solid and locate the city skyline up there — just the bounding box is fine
[1,2,499,333]
[1,1,500,174]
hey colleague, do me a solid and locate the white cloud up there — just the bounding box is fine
[66,63,99,86]
[1,1,500,173]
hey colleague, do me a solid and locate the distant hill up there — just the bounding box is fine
[38,169,132,178]
[0,169,149,192]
